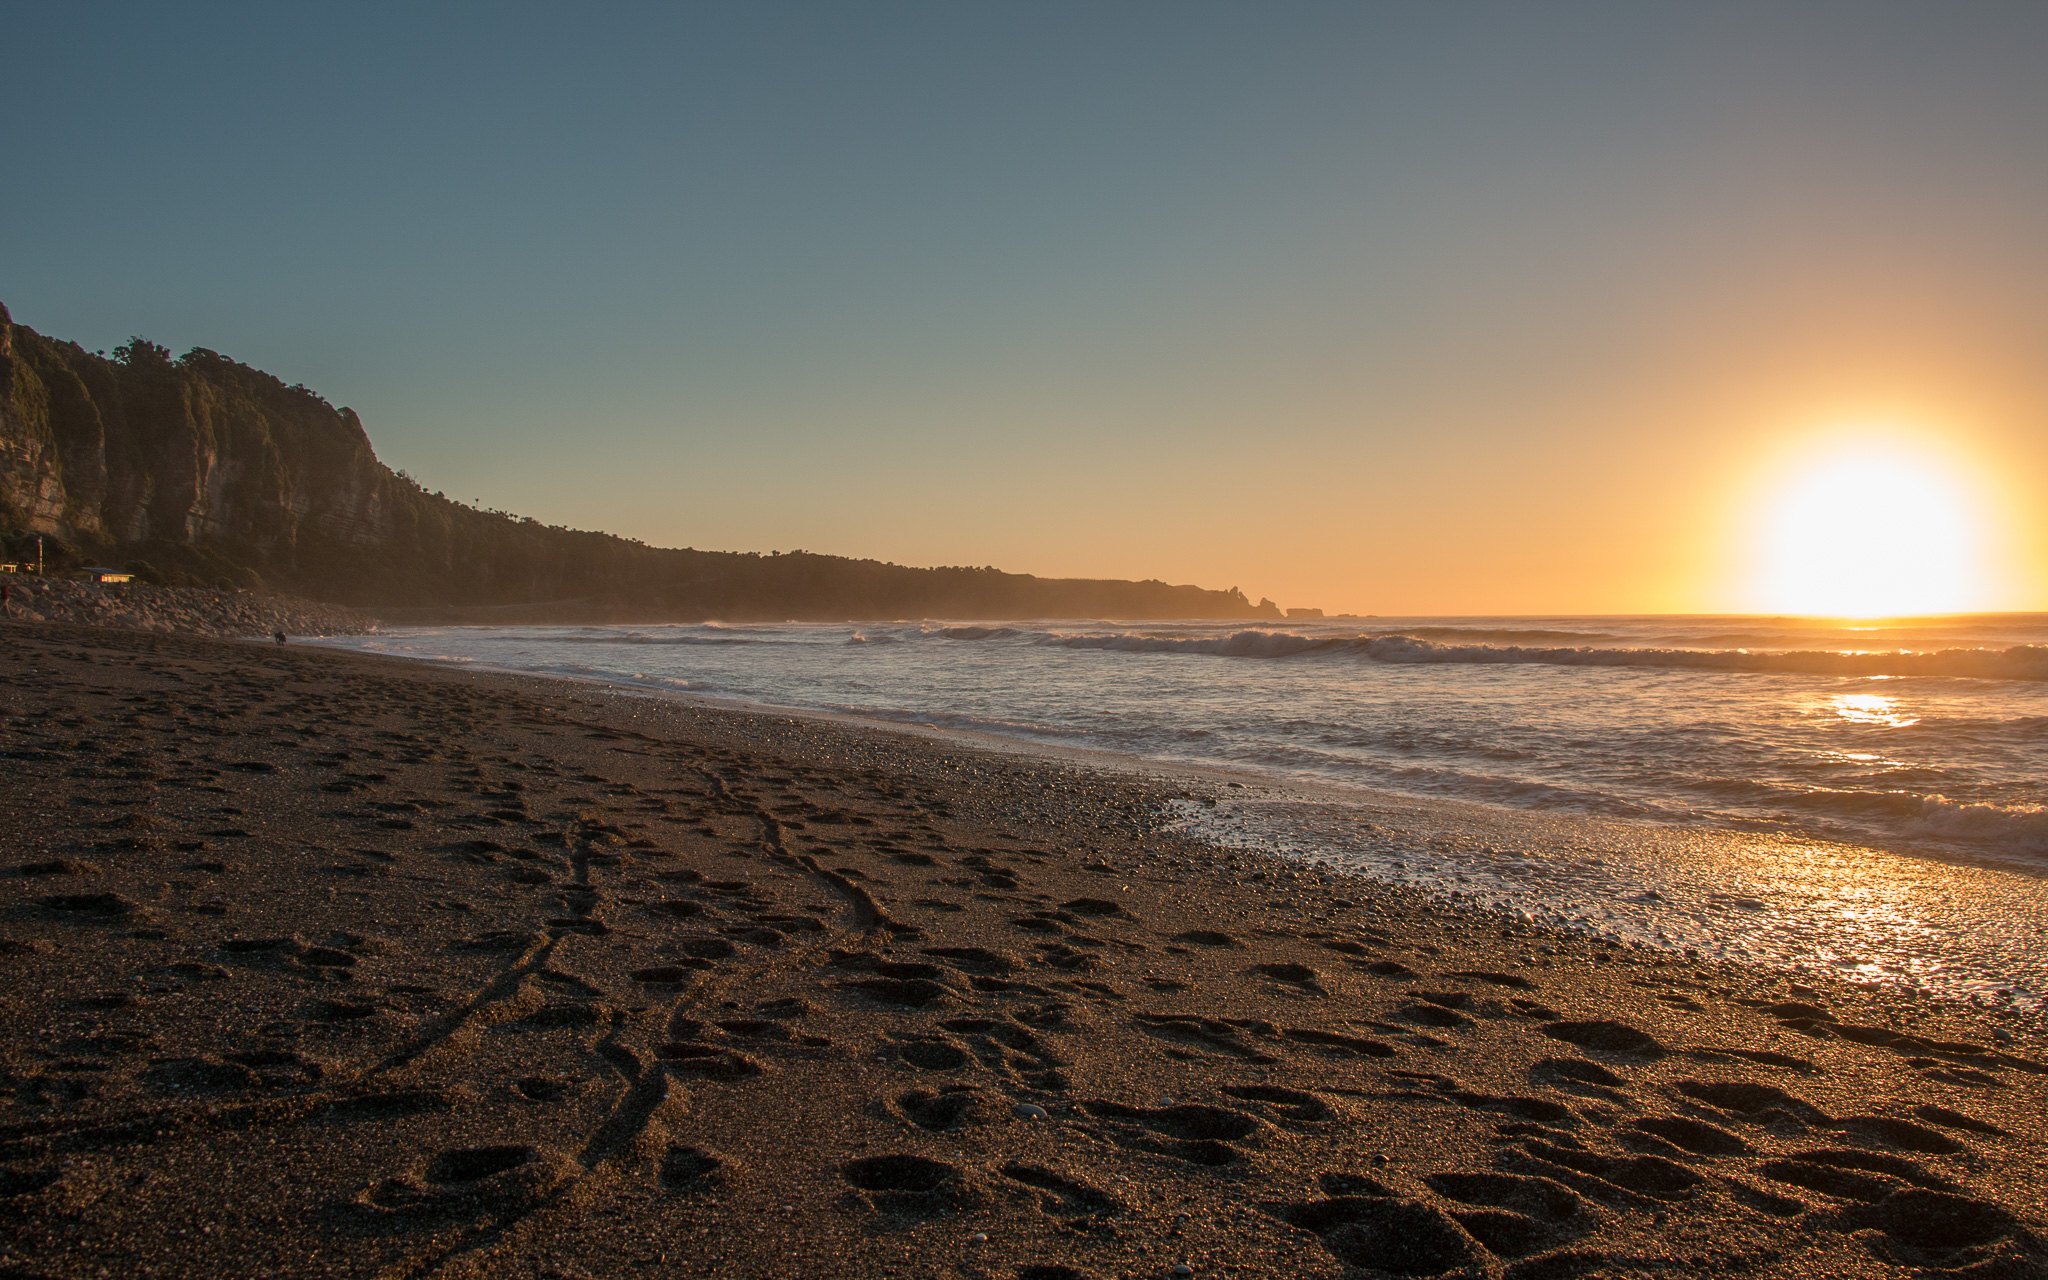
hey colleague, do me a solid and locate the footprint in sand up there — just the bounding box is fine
[659,1145,723,1190]
[841,1153,976,1218]
[1277,1195,1487,1275]
[1424,1170,1594,1261]
[1532,1057,1628,1091]
[356,1145,575,1222]
[16,859,98,877]
[320,1090,455,1123]
[1075,1099,1260,1166]
[921,945,1016,975]
[1833,1188,2033,1260]
[1513,1140,1705,1203]
[1449,969,1539,990]
[1626,1115,1751,1156]
[38,892,137,920]
[1220,1083,1332,1123]
[1831,1114,1967,1155]
[512,1002,607,1030]
[1397,1001,1472,1029]
[1282,1027,1396,1058]
[1914,1103,2008,1137]
[514,1076,572,1102]
[1057,897,1133,921]
[897,1087,985,1131]
[141,1057,256,1093]
[1541,1019,1665,1058]
[1674,1078,1828,1124]
[671,936,737,960]
[1000,1162,1122,1217]
[654,1042,763,1080]
[1252,962,1326,994]
[895,1037,973,1071]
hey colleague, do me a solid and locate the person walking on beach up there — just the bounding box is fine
[274,630,287,645]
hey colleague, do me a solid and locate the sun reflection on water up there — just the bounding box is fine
[1177,796,2045,1011]
[1829,692,1920,728]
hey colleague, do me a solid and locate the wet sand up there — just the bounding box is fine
[2,622,2044,1279]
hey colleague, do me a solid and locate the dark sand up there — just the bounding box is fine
[1,622,2044,1280]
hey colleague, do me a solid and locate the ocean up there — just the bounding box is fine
[314,614,2048,1011]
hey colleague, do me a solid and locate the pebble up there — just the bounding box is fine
[968,1233,988,1245]
[1173,1267,1195,1277]
[1013,1103,1048,1120]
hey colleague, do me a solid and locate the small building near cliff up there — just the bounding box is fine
[74,567,133,584]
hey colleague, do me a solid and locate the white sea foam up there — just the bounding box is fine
[1886,794,2048,853]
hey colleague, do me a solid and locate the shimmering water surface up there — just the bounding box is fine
[317,614,2048,1009]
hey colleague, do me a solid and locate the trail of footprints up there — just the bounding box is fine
[0,630,2043,1277]
[637,810,2037,1278]
[813,929,2040,1278]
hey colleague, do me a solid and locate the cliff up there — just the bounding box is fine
[0,304,1283,621]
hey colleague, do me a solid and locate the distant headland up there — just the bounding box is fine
[0,303,1292,622]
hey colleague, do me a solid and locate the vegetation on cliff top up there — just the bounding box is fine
[0,303,1283,620]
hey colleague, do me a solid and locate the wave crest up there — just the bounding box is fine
[1033,629,2048,680]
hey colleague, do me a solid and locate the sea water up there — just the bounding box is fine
[316,614,2048,1009]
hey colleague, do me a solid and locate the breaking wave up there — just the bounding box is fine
[1793,790,2048,856]
[555,633,769,646]
[1035,629,2048,681]
[416,630,777,647]
[1392,626,1620,644]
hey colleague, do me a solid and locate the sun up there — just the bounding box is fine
[1752,435,1990,618]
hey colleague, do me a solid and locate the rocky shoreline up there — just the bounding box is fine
[0,578,375,637]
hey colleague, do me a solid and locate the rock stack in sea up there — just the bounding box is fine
[0,578,375,637]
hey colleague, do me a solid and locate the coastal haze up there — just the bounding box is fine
[5,6,2048,1280]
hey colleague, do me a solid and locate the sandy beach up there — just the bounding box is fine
[2,622,2044,1280]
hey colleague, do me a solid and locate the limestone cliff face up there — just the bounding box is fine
[0,303,1284,619]
[0,304,399,561]
[0,308,75,535]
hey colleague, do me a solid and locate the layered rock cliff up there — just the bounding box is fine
[0,304,1284,621]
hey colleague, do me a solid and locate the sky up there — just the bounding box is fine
[5,2,2048,615]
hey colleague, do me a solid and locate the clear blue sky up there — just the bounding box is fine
[7,3,2048,612]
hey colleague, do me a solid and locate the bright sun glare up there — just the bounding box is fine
[1755,438,1989,618]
